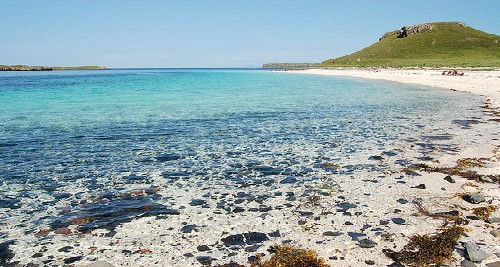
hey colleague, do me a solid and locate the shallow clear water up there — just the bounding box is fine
[0,69,481,236]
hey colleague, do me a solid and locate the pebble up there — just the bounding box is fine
[323,231,342,237]
[463,194,486,204]
[479,176,493,183]
[464,241,487,262]
[391,218,406,225]
[197,245,211,252]
[365,260,376,265]
[196,256,214,266]
[358,238,377,248]
[413,184,426,189]
[444,175,456,183]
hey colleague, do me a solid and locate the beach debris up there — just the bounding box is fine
[383,225,465,266]
[464,241,487,263]
[250,244,330,267]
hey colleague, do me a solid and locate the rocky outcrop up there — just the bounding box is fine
[379,22,466,41]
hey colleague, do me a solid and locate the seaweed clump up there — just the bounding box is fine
[251,245,330,267]
[383,226,465,266]
[215,245,330,267]
[472,205,498,221]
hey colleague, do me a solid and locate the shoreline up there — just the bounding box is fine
[288,68,500,109]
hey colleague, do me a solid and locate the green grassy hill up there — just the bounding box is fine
[321,22,500,67]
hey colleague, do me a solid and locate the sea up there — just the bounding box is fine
[0,68,483,264]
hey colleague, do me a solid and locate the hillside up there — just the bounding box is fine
[321,22,500,67]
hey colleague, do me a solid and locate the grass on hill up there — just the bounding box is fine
[321,22,500,67]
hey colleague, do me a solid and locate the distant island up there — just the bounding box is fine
[0,65,107,71]
[264,22,500,68]
[262,63,320,69]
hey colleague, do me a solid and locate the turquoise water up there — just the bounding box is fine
[0,69,481,237]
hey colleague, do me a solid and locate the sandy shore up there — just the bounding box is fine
[290,68,500,108]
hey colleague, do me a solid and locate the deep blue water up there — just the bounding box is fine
[0,68,481,236]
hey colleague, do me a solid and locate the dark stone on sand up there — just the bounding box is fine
[233,207,245,213]
[190,199,207,206]
[444,176,456,183]
[183,253,194,258]
[388,262,405,267]
[155,153,182,162]
[280,177,298,184]
[348,232,366,241]
[358,238,377,248]
[391,218,406,225]
[196,256,214,266]
[323,231,343,237]
[268,230,281,237]
[63,256,83,264]
[463,194,485,204]
[58,246,73,252]
[337,202,357,211]
[365,259,376,265]
[298,220,307,225]
[258,205,272,212]
[297,211,314,216]
[369,155,384,160]
[286,196,296,201]
[396,199,408,204]
[379,220,389,225]
[33,252,43,258]
[413,184,426,189]
[245,245,261,252]
[383,151,397,156]
[345,221,353,225]
[222,232,268,246]
[197,245,211,252]
[180,224,197,233]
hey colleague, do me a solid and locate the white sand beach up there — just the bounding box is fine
[291,68,500,108]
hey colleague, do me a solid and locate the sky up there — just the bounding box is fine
[1,0,498,68]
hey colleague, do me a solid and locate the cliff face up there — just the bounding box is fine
[379,22,466,41]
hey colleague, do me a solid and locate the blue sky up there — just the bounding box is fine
[1,0,498,68]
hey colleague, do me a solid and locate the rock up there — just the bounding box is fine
[280,177,298,184]
[63,256,83,264]
[461,260,478,267]
[197,245,211,252]
[412,184,426,189]
[268,230,281,237]
[196,256,214,266]
[369,155,384,161]
[365,260,376,265]
[358,238,377,248]
[480,176,493,183]
[58,246,73,252]
[490,230,500,237]
[82,262,115,267]
[444,176,456,183]
[323,231,342,237]
[221,232,268,246]
[0,241,15,267]
[391,218,406,225]
[180,224,197,233]
[463,194,486,204]
[396,199,408,204]
[464,241,487,262]
[245,245,261,252]
[189,199,207,206]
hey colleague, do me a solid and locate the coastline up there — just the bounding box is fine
[3,69,499,267]
[288,68,500,109]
